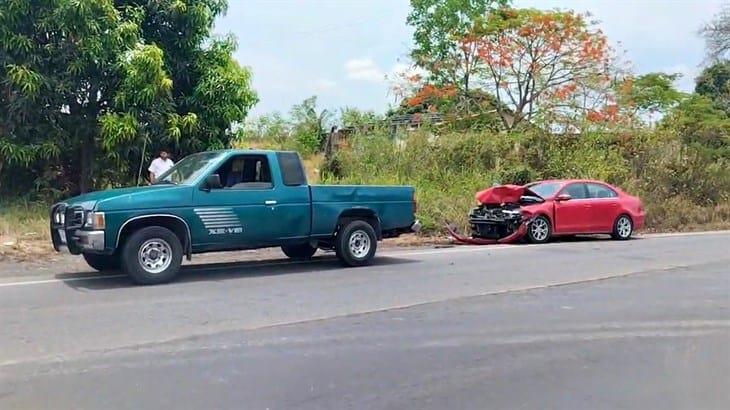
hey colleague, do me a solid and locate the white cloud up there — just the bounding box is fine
[345,58,385,82]
[313,78,337,92]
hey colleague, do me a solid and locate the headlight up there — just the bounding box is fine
[85,212,106,230]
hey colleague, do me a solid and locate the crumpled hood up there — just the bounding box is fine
[60,185,190,211]
[475,184,541,205]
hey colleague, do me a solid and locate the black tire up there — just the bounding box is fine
[120,226,183,285]
[82,252,119,272]
[281,243,318,259]
[335,219,377,267]
[527,215,552,244]
[611,214,633,240]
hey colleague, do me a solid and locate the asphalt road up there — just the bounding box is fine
[0,232,728,409]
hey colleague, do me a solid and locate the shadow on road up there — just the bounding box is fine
[58,255,416,290]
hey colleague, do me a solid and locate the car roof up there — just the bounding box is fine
[530,179,613,186]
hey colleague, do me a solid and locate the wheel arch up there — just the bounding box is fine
[116,214,192,260]
[336,208,382,239]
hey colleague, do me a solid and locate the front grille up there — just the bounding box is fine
[64,207,85,229]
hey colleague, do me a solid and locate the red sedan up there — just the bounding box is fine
[469,179,645,244]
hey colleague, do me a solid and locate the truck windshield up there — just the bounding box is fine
[154,152,223,185]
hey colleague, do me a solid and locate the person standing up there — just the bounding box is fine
[148,150,175,183]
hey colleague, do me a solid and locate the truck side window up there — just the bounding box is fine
[277,152,307,186]
[214,155,273,190]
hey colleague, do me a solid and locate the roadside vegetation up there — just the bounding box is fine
[0,0,728,259]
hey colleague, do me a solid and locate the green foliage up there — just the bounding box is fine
[0,0,257,197]
[626,73,685,115]
[663,94,730,160]
[289,96,332,155]
[695,61,730,112]
[407,0,509,89]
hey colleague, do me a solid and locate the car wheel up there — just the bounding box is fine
[121,226,183,285]
[281,243,318,259]
[527,215,552,244]
[82,252,119,272]
[335,220,377,267]
[611,215,633,240]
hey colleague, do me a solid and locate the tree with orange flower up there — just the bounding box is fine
[468,7,618,130]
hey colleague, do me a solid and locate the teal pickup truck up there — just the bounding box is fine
[51,150,419,284]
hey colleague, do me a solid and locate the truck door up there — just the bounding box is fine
[192,152,311,249]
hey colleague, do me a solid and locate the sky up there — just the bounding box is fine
[214,0,724,117]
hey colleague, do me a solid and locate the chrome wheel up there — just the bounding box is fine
[138,238,172,274]
[616,216,632,238]
[530,217,550,242]
[348,229,371,259]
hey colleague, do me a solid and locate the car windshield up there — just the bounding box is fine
[154,152,224,185]
[526,182,562,198]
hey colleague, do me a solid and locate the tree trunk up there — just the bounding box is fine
[78,132,94,193]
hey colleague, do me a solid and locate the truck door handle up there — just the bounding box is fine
[265,200,277,206]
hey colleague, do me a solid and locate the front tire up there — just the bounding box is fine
[611,215,633,240]
[335,220,377,267]
[121,226,183,285]
[527,215,552,244]
[281,243,318,259]
[82,252,119,272]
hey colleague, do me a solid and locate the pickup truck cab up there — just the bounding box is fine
[51,150,419,284]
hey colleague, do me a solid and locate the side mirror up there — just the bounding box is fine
[556,193,572,201]
[204,174,223,191]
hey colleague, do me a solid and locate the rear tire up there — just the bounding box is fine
[82,252,119,272]
[611,215,633,240]
[527,215,552,244]
[281,243,318,259]
[335,220,377,267]
[121,226,183,285]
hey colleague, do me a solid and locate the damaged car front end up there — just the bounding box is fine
[447,185,544,244]
[469,185,544,240]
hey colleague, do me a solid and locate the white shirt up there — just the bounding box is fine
[148,157,174,178]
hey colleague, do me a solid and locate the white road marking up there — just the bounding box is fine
[0,230,726,289]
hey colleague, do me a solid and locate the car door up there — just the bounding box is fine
[192,154,281,248]
[553,182,592,234]
[585,182,620,232]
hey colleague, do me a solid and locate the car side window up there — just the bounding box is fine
[213,155,273,190]
[563,183,588,199]
[586,183,618,199]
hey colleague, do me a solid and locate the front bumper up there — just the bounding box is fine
[50,204,105,253]
[73,230,105,251]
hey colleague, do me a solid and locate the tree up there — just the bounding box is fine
[289,96,332,155]
[695,61,730,112]
[0,0,257,195]
[466,8,619,130]
[701,3,730,61]
[614,72,685,123]
[407,0,509,94]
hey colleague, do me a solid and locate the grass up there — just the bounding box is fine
[0,200,53,261]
